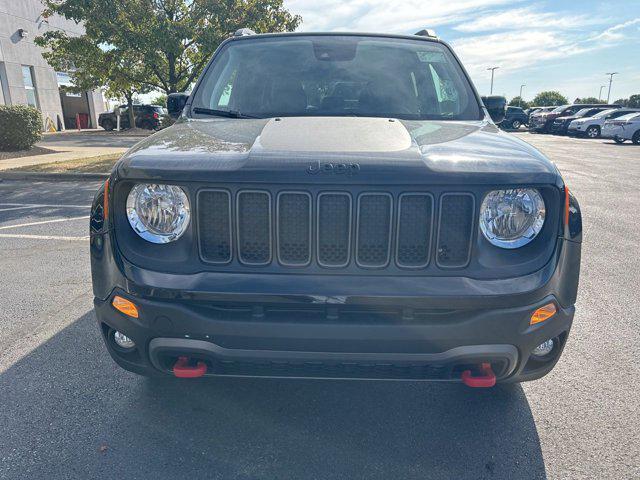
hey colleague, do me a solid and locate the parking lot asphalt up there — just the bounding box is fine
[0,133,639,479]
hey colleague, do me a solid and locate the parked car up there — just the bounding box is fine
[500,106,529,130]
[98,104,165,131]
[602,112,640,144]
[568,108,640,138]
[90,30,581,387]
[529,103,618,133]
[525,106,553,116]
[549,106,614,135]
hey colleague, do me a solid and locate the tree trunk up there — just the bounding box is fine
[126,93,135,129]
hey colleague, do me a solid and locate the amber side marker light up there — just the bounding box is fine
[530,303,557,325]
[112,296,139,318]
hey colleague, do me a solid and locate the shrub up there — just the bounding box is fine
[0,105,43,151]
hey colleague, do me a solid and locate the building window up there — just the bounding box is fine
[21,65,39,108]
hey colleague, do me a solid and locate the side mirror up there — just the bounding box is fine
[167,93,189,119]
[481,95,507,124]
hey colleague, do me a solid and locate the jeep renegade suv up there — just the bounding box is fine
[90,31,582,386]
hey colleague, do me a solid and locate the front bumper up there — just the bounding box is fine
[92,227,581,382]
[96,290,574,382]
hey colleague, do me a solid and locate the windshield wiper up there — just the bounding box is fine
[192,107,260,119]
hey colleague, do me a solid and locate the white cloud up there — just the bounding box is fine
[285,0,520,33]
[454,6,599,32]
[594,17,640,41]
[451,16,640,78]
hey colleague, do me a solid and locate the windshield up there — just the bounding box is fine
[551,105,568,114]
[573,108,593,117]
[192,35,481,120]
[617,112,640,121]
[591,108,617,119]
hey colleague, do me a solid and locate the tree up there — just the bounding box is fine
[531,91,568,107]
[628,95,640,108]
[149,93,168,107]
[509,96,529,109]
[613,98,628,107]
[575,97,604,104]
[40,0,301,95]
[35,32,149,127]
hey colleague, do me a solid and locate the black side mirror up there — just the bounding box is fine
[167,93,189,119]
[481,95,507,124]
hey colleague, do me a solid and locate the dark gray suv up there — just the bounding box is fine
[90,31,582,387]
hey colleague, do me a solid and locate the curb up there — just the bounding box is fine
[0,171,109,182]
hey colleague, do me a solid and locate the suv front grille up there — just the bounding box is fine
[198,188,475,270]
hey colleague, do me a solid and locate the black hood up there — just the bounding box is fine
[115,117,560,185]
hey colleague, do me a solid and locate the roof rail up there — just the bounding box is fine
[414,29,437,38]
[233,28,256,37]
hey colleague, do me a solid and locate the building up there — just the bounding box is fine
[0,0,106,130]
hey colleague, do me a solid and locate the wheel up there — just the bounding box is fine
[511,119,521,130]
[141,120,154,130]
[613,136,625,144]
[585,125,600,138]
[632,130,640,145]
[102,119,115,131]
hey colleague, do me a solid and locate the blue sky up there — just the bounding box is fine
[284,0,640,101]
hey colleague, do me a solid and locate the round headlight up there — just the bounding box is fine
[480,188,545,249]
[126,184,190,243]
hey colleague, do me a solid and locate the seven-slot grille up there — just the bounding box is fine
[198,189,474,269]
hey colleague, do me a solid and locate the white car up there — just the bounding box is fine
[601,112,640,144]
[568,108,639,138]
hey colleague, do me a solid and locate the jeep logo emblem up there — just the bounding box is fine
[307,161,360,176]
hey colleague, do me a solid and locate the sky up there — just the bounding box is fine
[283,0,640,102]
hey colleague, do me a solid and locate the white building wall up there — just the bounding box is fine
[0,0,106,129]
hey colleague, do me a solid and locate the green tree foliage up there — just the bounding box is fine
[150,93,168,107]
[628,94,640,108]
[40,0,301,95]
[532,91,568,107]
[613,98,628,107]
[575,97,604,104]
[508,96,529,109]
[35,32,149,127]
[0,105,43,151]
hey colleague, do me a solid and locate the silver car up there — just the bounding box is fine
[569,108,640,138]
[602,112,640,144]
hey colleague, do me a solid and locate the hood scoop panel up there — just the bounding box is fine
[257,117,412,153]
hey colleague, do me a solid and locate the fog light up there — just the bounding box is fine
[113,331,135,349]
[532,339,554,357]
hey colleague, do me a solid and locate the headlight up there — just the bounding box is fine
[480,188,545,248]
[126,184,190,243]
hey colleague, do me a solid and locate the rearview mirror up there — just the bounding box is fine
[167,93,189,119]
[481,96,507,124]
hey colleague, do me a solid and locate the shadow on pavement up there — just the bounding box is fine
[0,311,546,480]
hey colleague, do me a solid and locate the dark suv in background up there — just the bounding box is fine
[500,106,529,130]
[549,106,616,135]
[529,104,618,133]
[98,104,166,131]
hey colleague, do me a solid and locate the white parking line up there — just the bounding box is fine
[0,215,89,230]
[0,203,90,209]
[0,233,88,241]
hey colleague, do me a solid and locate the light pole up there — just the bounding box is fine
[519,84,526,106]
[598,85,607,101]
[605,72,618,103]
[487,67,499,94]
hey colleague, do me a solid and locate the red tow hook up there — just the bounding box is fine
[461,362,496,388]
[173,356,207,378]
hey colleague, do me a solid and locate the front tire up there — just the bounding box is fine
[614,136,625,144]
[632,130,640,145]
[586,125,600,138]
[510,119,521,130]
[102,120,115,131]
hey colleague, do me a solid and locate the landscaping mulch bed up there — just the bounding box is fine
[0,146,58,160]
